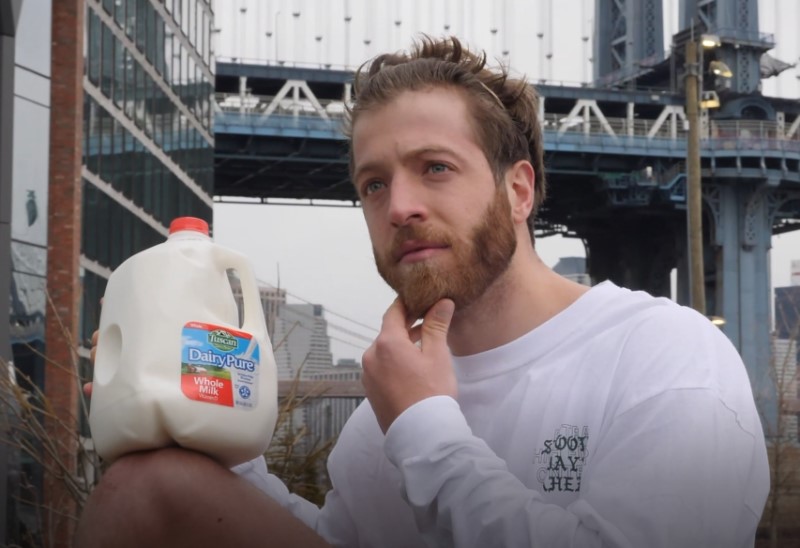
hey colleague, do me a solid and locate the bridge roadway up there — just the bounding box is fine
[214,61,800,236]
[214,61,800,407]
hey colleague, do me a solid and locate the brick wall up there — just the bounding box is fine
[44,0,85,544]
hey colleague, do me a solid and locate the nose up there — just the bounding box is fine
[387,174,427,227]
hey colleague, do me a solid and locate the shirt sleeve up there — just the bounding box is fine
[232,457,360,547]
[383,392,768,548]
[231,457,322,529]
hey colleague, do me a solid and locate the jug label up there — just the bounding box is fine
[180,322,260,409]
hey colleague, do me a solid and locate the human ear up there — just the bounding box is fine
[506,160,535,224]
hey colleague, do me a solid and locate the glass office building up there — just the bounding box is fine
[5,0,214,543]
[5,0,52,543]
[81,0,215,347]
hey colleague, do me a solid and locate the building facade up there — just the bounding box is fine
[306,365,364,446]
[233,282,362,455]
[5,0,52,543]
[273,303,335,380]
[774,283,800,444]
[4,0,215,544]
[80,0,215,357]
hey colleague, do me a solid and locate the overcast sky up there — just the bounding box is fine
[211,0,800,363]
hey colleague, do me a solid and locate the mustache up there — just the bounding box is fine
[389,225,454,258]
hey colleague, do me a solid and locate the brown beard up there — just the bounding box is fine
[374,185,518,320]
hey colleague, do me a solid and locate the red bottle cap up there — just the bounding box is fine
[169,217,209,235]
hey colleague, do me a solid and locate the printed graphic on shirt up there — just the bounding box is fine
[534,424,589,493]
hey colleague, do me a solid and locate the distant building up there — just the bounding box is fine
[776,286,800,340]
[773,264,800,444]
[258,284,287,340]
[306,362,364,446]
[234,282,361,450]
[771,337,798,444]
[231,281,286,350]
[553,256,592,287]
[272,304,335,380]
[233,282,335,379]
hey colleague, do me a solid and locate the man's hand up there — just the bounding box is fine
[84,298,103,398]
[362,298,456,433]
[84,329,99,398]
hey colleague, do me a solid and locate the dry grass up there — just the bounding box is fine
[0,313,337,546]
[266,373,335,506]
[757,298,800,548]
[1,353,95,547]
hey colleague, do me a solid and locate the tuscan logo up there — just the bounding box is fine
[208,329,238,352]
[534,424,589,493]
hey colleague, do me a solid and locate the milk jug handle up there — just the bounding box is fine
[213,247,267,335]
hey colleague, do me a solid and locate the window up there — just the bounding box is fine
[125,0,136,39]
[81,182,166,270]
[114,0,125,28]
[88,10,101,86]
[135,0,147,52]
[98,107,113,182]
[187,0,194,45]
[155,18,165,76]
[172,46,181,96]
[132,63,141,129]
[113,36,125,108]
[119,128,132,200]
[143,74,153,138]
[145,1,156,64]
[101,21,115,98]
[80,270,107,350]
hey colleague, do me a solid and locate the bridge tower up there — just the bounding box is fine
[594,0,665,87]
[679,0,765,94]
[591,0,798,432]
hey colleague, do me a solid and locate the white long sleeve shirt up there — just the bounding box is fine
[236,281,769,547]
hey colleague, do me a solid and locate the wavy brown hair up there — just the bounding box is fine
[344,35,547,234]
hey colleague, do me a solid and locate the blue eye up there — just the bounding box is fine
[364,181,386,195]
[429,163,449,174]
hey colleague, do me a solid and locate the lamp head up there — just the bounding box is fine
[709,60,733,78]
[708,315,726,327]
[700,91,721,109]
[701,34,721,48]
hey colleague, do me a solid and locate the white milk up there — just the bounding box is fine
[89,217,278,468]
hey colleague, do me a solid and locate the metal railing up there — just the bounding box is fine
[216,55,354,72]
[711,27,776,48]
[214,92,800,154]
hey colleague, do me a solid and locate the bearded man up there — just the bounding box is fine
[76,36,768,548]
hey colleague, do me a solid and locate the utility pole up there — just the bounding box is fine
[685,38,706,315]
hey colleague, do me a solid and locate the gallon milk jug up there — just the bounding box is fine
[89,217,278,468]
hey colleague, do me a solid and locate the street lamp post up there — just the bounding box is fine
[685,37,706,315]
[684,31,730,316]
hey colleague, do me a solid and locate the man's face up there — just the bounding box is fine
[352,88,518,319]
